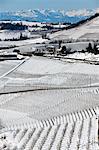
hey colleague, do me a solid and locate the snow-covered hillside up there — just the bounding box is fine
[0,56,99,149]
[0,56,99,120]
[50,15,99,40]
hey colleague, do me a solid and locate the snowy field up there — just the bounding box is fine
[0,30,40,41]
[0,87,99,121]
[65,52,99,61]
[0,57,99,120]
[0,56,99,149]
[0,56,98,94]
[0,37,48,47]
[11,56,99,75]
[61,42,93,52]
[0,60,22,77]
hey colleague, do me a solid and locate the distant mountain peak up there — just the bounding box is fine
[0,9,96,23]
[66,9,95,17]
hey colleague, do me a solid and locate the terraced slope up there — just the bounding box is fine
[0,56,99,149]
[0,56,99,130]
[0,117,98,150]
[0,87,99,122]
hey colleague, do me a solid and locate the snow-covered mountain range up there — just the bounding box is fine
[0,9,97,23]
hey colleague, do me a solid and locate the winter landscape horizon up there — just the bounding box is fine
[0,8,99,23]
[0,0,99,149]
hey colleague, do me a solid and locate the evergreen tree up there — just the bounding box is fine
[61,46,67,54]
[59,40,62,49]
[93,43,98,55]
[20,33,23,40]
[86,43,93,53]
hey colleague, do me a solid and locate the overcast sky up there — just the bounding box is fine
[0,0,99,11]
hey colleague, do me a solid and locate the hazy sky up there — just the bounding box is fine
[0,0,99,11]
